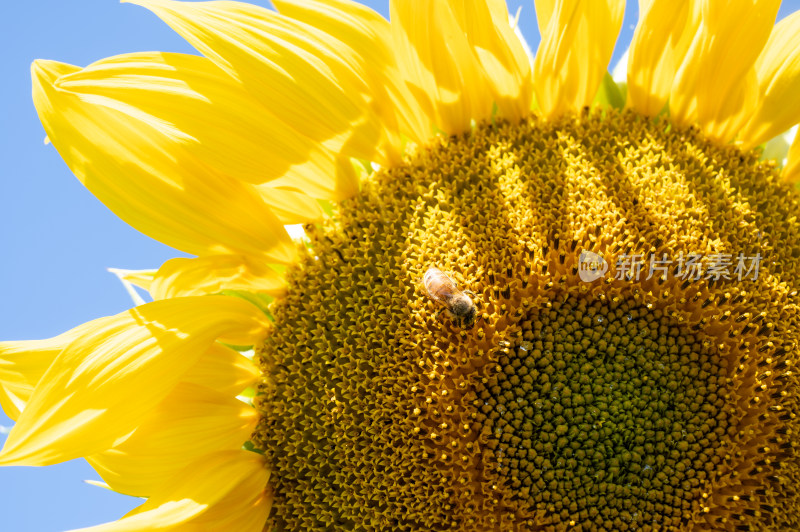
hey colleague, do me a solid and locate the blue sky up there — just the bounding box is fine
[1,1,799,530]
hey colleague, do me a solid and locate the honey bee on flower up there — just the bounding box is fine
[423,267,477,328]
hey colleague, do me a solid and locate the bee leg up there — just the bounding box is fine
[463,289,476,298]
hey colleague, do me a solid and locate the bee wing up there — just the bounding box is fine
[424,268,464,304]
[421,268,437,301]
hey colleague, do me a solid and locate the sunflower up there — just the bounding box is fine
[3,0,800,530]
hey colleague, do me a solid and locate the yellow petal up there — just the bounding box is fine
[182,343,259,398]
[149,255,286,300]
[88,382,257,497]
[272,0,433,150]
[390,0,494,134]
[0,319,106,420]
[448,0,534,121]
[32,58,296,263]
[626,0,695,116]
[107,268,156,294]
[533,0,625,118]
[73,450,271,532]
[670,0,781,143]
[256,186,322,225]
[129,0,381,192]
[108,268,150,306]
[57,51,354,203]
[784,133,800,183]
[533,0,555,31]
[0,296,268,466]
[739,10,800,149]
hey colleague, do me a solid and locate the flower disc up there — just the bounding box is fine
[253,110,800,531]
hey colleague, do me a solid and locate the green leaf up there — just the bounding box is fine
[593,72,626,109]
[317,199,335,217]
[242,440,265,454]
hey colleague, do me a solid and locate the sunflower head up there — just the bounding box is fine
[4,0,800,531]
[253,110,800,531]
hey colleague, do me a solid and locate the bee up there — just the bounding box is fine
[423,267,477,328]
